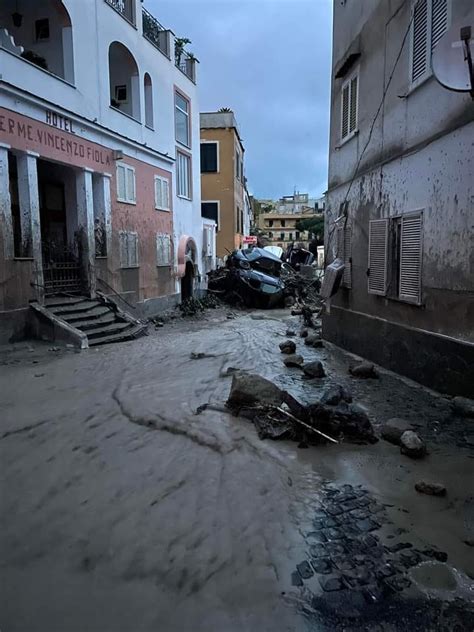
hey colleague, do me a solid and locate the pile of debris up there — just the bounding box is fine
[208,247,322,310]
[177,294,222,317]
[226,372,377,446]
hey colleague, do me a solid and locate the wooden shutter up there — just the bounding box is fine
[126,167,136,203]
[155,177,162,209]
[128,232,138,267]
[119,231,128,267]
[349,75,358,134]
[341,83,350,139]
[368,219,388,295]
[337,226,344,259]
[399,215,422,304]
[431,0,448,53]
[117,165,126,201]
[412,0,429,83]
[163,179,170,210]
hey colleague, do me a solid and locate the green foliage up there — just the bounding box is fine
[296,216,325,244]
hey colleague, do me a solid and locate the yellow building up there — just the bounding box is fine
[200,111,247,259]
[258,211,319,249]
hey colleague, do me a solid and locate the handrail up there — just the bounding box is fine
[96,275,137,312]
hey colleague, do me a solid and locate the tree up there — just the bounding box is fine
[296,216,325,245]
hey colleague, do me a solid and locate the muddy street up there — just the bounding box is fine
[1,309,473,632]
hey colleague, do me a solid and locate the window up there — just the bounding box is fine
[116,163,136,204]
[296,231,300,240]
[35,19,50,41]
[201,202,219,228]
[341,72,358,141]
[235,151,240,179]
[268,219,274,227]
[119,231,139,268]
[200,143,218,173]
[281,220,286,228]
[154,176,170,211]
[280,232,285,241]
[177,152,191,199]
[175,92,190,146]
[368,214,423,304]
[144,73,154,129]
[240,209,244,235]
[411,0,449,87]
[203,226,214,257]
[156,233,172,267]
[337,222,352,288]
[115,85,127,103]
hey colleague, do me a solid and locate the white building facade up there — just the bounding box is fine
[324,0,474,396]
[0,0,213,342]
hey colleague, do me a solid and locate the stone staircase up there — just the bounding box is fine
[43,294,147,347]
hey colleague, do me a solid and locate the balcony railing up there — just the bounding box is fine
[142,8,170,58]
[104,0,135,26]
[176,50,196,83]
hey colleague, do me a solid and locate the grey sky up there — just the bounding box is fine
[147,0,333,200]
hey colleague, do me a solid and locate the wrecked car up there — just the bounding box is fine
[283,243,315,271]
[208,248,285,308]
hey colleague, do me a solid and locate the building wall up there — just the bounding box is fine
[258,212,315,248]
[325,0,474,396]
[200,126,244,258]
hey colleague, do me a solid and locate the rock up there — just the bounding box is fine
[227,373,283,409]
[321,384,353,406]
[279,339,296,354]
[381,418,413,445]
[303,361,326,378]
[349,361,379,379]
[305,333,322,347]
[284,354,304,368]
[415,481,446,497]
[300,328,309,338]
[284,296,295,308]
[452,396,474,418]
[331,403,377,443]
[400,431,426,459]
[286,329,296,337]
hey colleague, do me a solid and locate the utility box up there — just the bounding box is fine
[320,258,345,299]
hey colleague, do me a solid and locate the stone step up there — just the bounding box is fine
[88,324,147,347]
[49,300,101,315]
[72,313,119,331]
[86,321,134,339]
[63,305,111,322]
[45,295,87,308]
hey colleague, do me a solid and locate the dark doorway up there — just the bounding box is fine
[181,261,194,301]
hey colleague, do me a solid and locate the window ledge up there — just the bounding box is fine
[157,264,171,268]
[13,257,34,261]
[177,195,192,201]
[117,198,137,206]
[385,294,423,308]
[176,140,191,150]
[145,124,155,131]
[95,256,108,260]
[155,207,171,212]
[337,129,359,149]
[109,105,141,125]
[0,46,76,87]
[120,265,140,270]
[405,72,434,98]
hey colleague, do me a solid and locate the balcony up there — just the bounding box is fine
[142,8,170,58]
[104,0,135,27]
[176,50,197,83]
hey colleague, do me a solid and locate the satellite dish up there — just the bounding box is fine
[432,17,474,96]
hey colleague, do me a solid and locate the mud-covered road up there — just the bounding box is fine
[1,309,473,631]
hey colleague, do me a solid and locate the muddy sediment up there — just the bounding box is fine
[0,309,473,631]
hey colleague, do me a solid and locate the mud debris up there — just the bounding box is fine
[415,481,447,497]
[279,340,297,354]
[400,431,426,459]
[349,361,379,379]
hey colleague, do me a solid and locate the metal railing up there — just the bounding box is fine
[176,50,196,83]
[142,8,170,58]
[104,0,135,26]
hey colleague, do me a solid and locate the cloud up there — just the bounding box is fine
[146,0,332,198]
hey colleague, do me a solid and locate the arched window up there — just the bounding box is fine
[0,0,74,83]
[108,42,140,121]
[144,73,154,129]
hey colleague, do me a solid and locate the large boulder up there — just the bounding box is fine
[321,384,353,406]
[331,403,377,443]
[400,431,426,459]
[381,418,413,445]
[279,339,296,354]
[303,361,326,378]
[284,354,304,368]
[452,396,474,418]
[415,481,446,497]
[227,373,283,409]
[305,333,323,348]
[349,361,379,379]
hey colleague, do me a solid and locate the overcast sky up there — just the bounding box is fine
[147,0,333,200]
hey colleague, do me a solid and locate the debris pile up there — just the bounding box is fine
[178,294,221,317]
[208,247,323,311]
[226,372,377,446]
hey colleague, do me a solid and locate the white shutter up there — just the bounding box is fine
[117,165,126,201]
[349,75,358,134]
[431,0,448,53]
[399,215,422,304]
[163,179,170,210]
[341,83,350,139]
[119,231,128,267]
[126,166,136,203]
[368,219,388,295]
[127,232,138,267]
[343,223,352,288]
[412,0,429,83]
[156,234,171,266]
[155,177,163,209]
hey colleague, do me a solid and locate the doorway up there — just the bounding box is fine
[181,261,194,301]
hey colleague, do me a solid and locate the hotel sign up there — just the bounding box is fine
[45,109,76,134]
[0,107,113,171]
